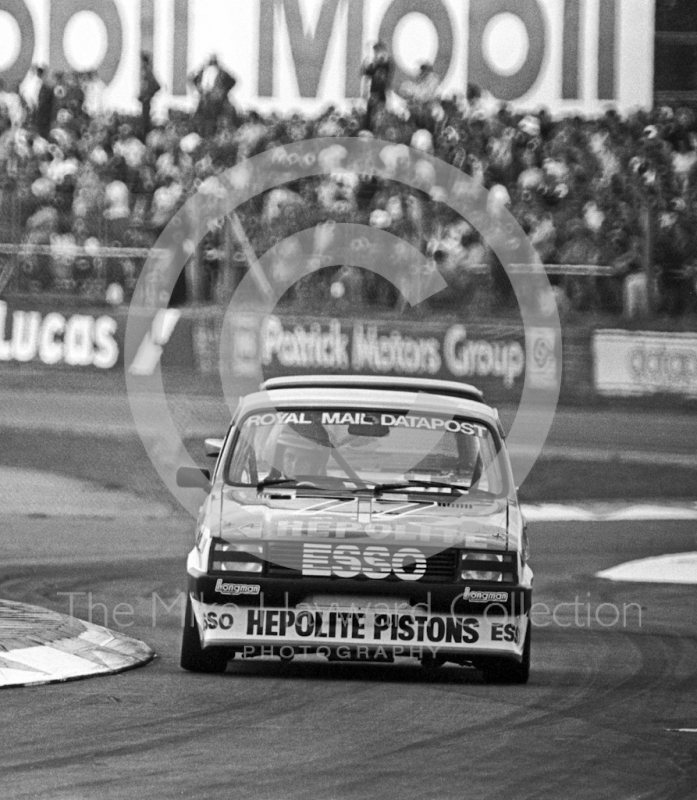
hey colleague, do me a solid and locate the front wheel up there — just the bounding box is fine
[180,595,229,674]
[482,622,531,685]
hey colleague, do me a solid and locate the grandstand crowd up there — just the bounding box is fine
[0,50,696,316]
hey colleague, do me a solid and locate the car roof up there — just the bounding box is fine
[260,375,484,403]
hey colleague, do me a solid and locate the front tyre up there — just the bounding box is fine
[482,622,531,685]
[180,595,229,673]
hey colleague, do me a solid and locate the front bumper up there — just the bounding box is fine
[187,573,531,662]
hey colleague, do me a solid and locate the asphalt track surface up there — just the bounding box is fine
[1,369,696,799]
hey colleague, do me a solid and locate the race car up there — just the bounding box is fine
[176,375,532,683]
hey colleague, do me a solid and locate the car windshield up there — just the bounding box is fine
[225,407,507,496]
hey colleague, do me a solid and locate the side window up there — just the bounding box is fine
[211,427,233,481]
[473,434,504,494]
[228,429,258,484]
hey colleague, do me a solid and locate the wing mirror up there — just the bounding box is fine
[176,467,211,490]
[204,438,224,458]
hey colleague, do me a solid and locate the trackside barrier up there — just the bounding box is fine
[3,298,695,404]
[0,244,167,301]
[0,242,621,305]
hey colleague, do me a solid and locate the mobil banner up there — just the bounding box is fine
[0,0,654,115]
[593,329,697,398]
[217,313,559,400]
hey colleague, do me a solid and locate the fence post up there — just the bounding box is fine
[217,216,236,304]
[185,241,206,303]
[642,200,655,316]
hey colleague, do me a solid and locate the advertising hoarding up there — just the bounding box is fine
[594,329,697,398]
[0,0,655,115]
[0,299,191,372]
[208,312,560,403]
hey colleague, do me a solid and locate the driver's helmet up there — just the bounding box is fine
[276,423,331,478]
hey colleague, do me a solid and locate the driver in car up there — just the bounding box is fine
[276,426,331,479]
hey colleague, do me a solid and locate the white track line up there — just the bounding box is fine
[596,552,697,585]
[522,502,697,522]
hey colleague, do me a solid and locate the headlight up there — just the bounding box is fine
[210,541,265,573]
[460,552,516,583]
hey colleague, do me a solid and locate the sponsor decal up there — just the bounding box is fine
[245,609,480,645]
[461,587,509,603]
[244,411,311,427]
[491,623,521,644]
[193,597,527,650]
[244,409,488,436]
[301,543,427,581]
[214,580,260,596]
[323,411,487,435]
[378,415,486,436]
[0,301,118,369]
[203,611,234,630]
[272,519,499,547]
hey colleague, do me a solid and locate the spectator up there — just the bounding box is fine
[34,67,54,139]
[113,123,147,186]
[190,55,237,137]
[63,71,85,122]
[0,72,696,316]
[103,180,130,245]
[19,65,42,116]
[623,264,650,318]
[400,62,441,132]
[655,212,692,315]
[82,70,106,118]
[51,72,69,123]
[139,52,161,139]
[0,79,23,130]
[362,41,394,131]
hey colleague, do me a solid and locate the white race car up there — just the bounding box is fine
[177,375,532,683]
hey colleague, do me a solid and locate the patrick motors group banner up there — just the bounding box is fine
[213,313,560,400]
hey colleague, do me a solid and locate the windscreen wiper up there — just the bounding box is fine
[373,479,470,495]
[256,477,303,489]
[256,476,338,491]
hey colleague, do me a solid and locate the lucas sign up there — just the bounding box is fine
[0,0,654,114]
[0,301,119,369]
